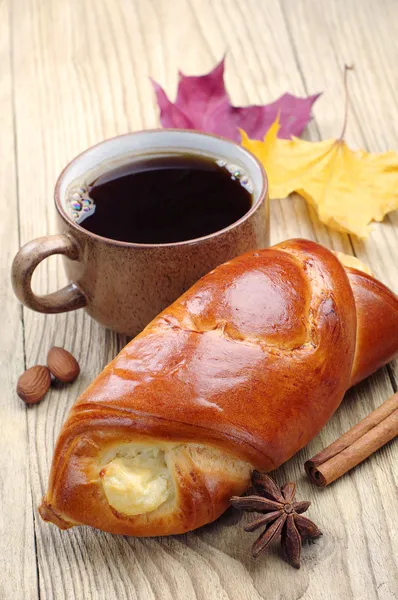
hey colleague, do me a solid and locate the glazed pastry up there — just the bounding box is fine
[39,239,398,536]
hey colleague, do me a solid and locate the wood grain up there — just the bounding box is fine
[0,1,38,599]
[4,0,398,598]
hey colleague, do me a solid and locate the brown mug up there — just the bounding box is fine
[11,130,269,336]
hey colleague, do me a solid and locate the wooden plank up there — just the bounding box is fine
[279,1,398,598]
[0,0,38,599]
[10,0,398,598]
[11,0,129,597]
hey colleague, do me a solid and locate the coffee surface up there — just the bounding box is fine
[75,154,252,244]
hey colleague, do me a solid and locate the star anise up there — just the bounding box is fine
[230,471,322,569]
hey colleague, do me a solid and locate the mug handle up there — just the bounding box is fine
[11,234,87,313]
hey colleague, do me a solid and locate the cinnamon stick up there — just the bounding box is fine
[305,392,398,487]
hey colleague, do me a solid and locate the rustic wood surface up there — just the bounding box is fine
[2,0,398,598]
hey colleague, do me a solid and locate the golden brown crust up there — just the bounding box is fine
[39,239,398,536]
[347,268,398,386]
[39,438,251,536]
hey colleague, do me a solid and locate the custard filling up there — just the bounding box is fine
[100,443,252,518]
[101,447,172,516]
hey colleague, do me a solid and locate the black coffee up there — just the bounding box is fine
[71,154,252,244]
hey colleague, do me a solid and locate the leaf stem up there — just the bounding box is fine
[339,64,354,141]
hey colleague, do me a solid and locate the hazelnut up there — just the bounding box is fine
[47,347,80,383]
[17,366,51,405]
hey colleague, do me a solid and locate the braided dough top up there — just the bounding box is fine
[67,239,357,470]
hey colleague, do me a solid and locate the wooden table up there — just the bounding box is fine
[2,0,398,598]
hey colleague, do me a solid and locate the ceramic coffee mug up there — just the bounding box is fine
[12,130,269,336]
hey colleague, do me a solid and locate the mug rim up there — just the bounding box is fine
[54,128,268,249]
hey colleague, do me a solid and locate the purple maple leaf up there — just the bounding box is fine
[151,58,320,142]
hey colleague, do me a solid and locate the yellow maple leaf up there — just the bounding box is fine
[241,117,398,238]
